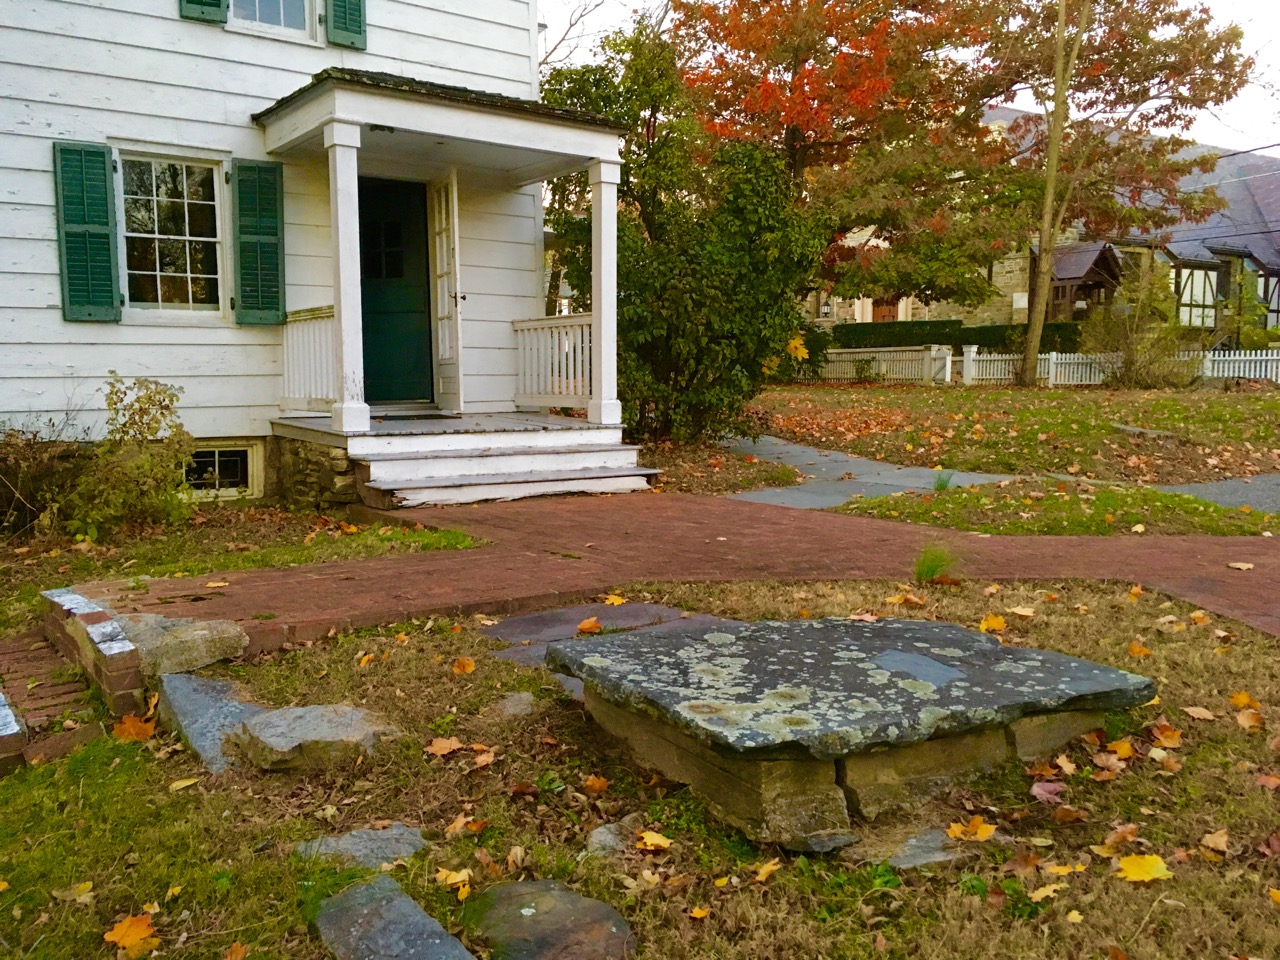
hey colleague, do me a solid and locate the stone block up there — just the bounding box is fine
[584,689,853,852]
[157,673,263,774]
[22,722,104,765]
[314,875,472,960]
[0,693,27,774]
[228,705,396,771]
[839,728,1011,818]
[121,615,249,676]
[297,823,426,868]
[464,879,634,960]
[1008,710,1105,761]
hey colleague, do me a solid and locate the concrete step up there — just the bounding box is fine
[347,425,623,458]
[358,466,658,508]
[357,444,641,483]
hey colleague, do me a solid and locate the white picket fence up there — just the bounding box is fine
[814,345,1280,387]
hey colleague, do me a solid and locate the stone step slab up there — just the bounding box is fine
[297,823,426,868]
[157,673,264,774]
[464,880,634,960]
[228,704,396,771]
[315,875,474,960]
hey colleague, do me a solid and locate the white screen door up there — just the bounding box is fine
[429,169,463,412]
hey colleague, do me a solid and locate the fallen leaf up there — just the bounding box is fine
[1029,883,1067,902]
[1002,848,1042,878]
[979,614,1006,633]
[1237,709,1265,733]
[1270,889,1280,906]
[358,653,375,668]
[445,813,472,839]
[1045,863,1086,876]
[1230,691,1262,710]
[1256,774,1280,791]
[1127,640,1152,658]
[1006,606,1036,619]
[690,906,710,919]
[168,778,199,792]
[1105,823,1140,847]
[164,886,182,901]
[577,617,602,634]
[1066,909,1084,923]
[425,737,465,757]
[435,867,472,888]
[1130,524,1145,534]
[103,914,157,955]
[1128,584,1144,601]
[223,945,250,960]
[1182,706,1217,721]
[1149,718,1182,749]
[113,715,156,742]
[51,881,94,905]
[452,656,476,676]
[1031,781,1066,806]
[1055,754,1077,776]
[473,751,496,769]
[1051,805,1089,824]
[754,858,782,883]
[636,831,673,851]
[582,775,609,797]
[1115,854,1173,882]
[983,584,1001,596]
[603,594,627,606]
[1107,739,1136,760]
[946,816,997,842]
[1189,610,1212,626]
[1200,829,1230,854]
[1228,562,1255,571]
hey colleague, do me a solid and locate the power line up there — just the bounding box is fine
[1216,142,1280,160]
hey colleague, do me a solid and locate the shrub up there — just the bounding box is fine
[55,375,195,541]
[829,319,1082,353]
[0,418,91,542]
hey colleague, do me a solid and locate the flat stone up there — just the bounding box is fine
[1113,422,1177,439]
[492,692,536,719]
[228,705,396,771]
[315,875,473,960]
[585,813,645,857]
[122,614,248,675]
[297,823,426,868]
[484,603,687,646]
[547,618,1155,759]
[157,673,263,774]
[887,829,977,870]
[464,880,633,960]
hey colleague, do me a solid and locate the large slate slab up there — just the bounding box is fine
[1161,474,1280,512]
[315,875,474,960]
[228,705,396,771]
[464,880,633,960]
[157,673,263,774]
[297,823,426,868]
[546,618,1154,759]
[122,614,248,676]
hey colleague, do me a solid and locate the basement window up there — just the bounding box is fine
[186,443,263,499]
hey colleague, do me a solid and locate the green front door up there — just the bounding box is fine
[360,177,432,403]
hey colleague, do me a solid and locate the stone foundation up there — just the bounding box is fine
[274,437,358,512]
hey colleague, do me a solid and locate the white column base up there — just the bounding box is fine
[331,400,371,434]
[587,398,623,426]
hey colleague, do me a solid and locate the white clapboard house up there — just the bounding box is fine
[1,0,655,506]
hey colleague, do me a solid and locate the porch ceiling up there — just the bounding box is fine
[253,68,623,187]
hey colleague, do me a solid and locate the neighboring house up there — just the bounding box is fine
[1,0,653,506]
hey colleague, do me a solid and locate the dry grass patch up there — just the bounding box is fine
[3,581,1278,959]
[640,442,800,495]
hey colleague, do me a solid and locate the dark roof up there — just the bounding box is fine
[1029,240,1123,282]
[984,105,1280,273]
[253,67,626,133]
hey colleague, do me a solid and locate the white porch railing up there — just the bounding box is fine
[513,314,593,407]
[282,308,338,412]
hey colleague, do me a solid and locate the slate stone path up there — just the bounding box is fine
[314,875,473,960]
[1160,473,1280,513]
[464,880,635,960]
[725,436,1013,508]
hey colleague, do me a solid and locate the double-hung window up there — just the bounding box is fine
[232,0,307,30]
[122,159,222,312]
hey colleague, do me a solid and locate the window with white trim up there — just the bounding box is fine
[122,158,222,311]
[232,0,307,29]
[185,443,264,499]
[1173,266,1218,327]
[1260,273,1280,330]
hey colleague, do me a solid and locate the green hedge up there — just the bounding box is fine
[830,320,1082,353]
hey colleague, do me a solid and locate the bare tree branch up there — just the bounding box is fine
[540,0,607,66]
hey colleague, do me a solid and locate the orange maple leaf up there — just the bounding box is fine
[113,715,156,742]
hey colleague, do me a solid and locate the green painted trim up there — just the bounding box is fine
[232,160,286,326]
[179,0,228,23]
[52,141,121,323]
[326,0,366,49]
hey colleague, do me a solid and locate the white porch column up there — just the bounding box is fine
[587,159,622,426]
[325,121,370,433]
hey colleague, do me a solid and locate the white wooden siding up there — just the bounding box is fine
[0,0,538,437]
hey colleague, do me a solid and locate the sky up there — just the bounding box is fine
[538,0,1280,158]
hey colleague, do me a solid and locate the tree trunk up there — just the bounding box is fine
[544,263,564,317]
[1019,0,1074,386]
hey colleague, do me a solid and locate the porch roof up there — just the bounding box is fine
[253,68,623,186]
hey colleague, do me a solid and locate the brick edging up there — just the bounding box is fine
[41,589,144,715]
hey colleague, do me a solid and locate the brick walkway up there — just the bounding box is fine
[0,632,91,733]
[72,493,1280,644]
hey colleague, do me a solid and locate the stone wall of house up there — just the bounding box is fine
[272,438,359,512]
[942,251,1033,327]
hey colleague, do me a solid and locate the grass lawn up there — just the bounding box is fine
[3,580,1278,959]
[752,384,1280,484]
[0,506,472,634]
[840,478,1278,537]
[640,443,799,495]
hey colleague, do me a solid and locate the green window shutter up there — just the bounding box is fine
[232,160,286,325]
[53,142,120,323]
[327,0,366,49]
[179,0,228,23]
